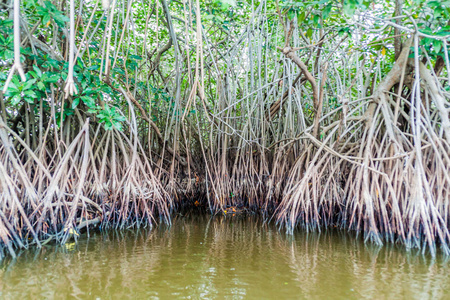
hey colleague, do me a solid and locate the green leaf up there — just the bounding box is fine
[43,0,56,10]
[433,39,443,54]
[343,1,356,16]
[47,74,60,83]
[434,7,443,19]
[298,11,306,24]
[114,115,126,122]
[112,121,123,131]
[42,14,51,26]
[24,97,35,104]
[33,65,43,77]
[104,121,113,130]
[287,9,296,21]
[28,71,37,78]
[11,95,21,105]
[23,79,37,90]
[81,96,96,108]
[313,14,320,26]
[5,50,14,60]
[7,81,18,91]
[112,67,125,75]
[23,90,37,98]
[129,55,142,60]
[219,0,236,9]
[72,97,80,109]
[428,1,442,8]
[37,82,45,90]
[11,76,20,86]
[84,88,97,95]
[64,108,74,116]
[96,112,107,119]
[323,4,332,19]
[54,14,69,27]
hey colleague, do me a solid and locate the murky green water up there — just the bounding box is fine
[0,215,449,299]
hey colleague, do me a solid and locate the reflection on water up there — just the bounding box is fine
[1,215,449,299]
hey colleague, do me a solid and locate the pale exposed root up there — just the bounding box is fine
[0,116,171,255]
[274,39,450,255]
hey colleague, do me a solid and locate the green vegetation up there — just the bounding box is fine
[0,0,449,258]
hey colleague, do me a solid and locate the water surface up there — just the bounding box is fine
[1,215,449,299]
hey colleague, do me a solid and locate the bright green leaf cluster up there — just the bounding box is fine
[97,106,127,131]
[5,77,37,105]
[36,1,69,27]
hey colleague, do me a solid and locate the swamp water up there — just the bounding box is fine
[0,215,449,299]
